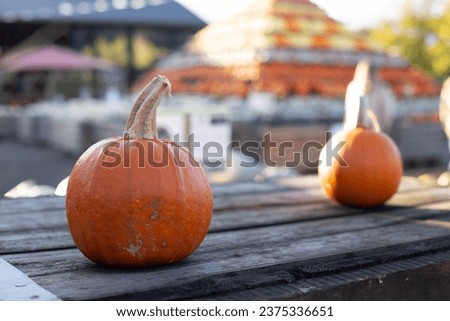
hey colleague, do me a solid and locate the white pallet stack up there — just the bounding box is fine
[46,115,85,156]
[0,110,19,139]
[16,113,36,144]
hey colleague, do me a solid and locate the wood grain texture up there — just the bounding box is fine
[202,250,450,300]
[1,175,450,300]
[5,205,450,300]
[2,187,450,256]
[0,175,426,214]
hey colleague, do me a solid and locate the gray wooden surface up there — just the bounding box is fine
[1,175,450,300]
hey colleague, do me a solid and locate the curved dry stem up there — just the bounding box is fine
[356,96,382,132]
[354,59,374,94]
[356,96,369,129]
[126,75,171,140]
[367,109,381,133]
[124,79,158,134]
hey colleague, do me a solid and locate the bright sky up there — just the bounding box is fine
[177,0,447,30]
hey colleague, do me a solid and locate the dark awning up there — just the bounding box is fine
[0,0,206,28]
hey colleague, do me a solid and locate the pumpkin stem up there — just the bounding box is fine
[354,59,374,94]
[367,109,382,132]
[125,75,171,140]
[124,78,159,134]
[356,96,369,128]
[356,96,382,132]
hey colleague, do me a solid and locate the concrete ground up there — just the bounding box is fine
[0,140,76,196]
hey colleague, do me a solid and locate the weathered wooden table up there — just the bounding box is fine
[1,175,450,301]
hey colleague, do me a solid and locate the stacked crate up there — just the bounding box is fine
[0,110,19,139]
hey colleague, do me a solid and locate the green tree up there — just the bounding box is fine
[83,31,165,71]
[370,0,450,81]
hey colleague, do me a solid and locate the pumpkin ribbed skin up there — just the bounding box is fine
[66,137,213,267]
[318,127,403,208]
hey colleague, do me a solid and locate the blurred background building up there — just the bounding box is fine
[0,0,206,104]
[0,0,449,196]
[136,0,444,172]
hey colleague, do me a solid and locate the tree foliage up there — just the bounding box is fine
[83,31,165,71]
[370,0,450,81]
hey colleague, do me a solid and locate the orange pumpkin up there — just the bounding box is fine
[66,76,213,267]
[318,97,403,208]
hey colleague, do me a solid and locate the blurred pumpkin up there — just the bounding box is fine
[318,97,403,208]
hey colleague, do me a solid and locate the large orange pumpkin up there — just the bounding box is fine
[318,97,403,208]
[66,76,213,267]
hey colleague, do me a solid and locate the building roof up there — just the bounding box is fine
[0,0,205,28]
[134,0,439,98]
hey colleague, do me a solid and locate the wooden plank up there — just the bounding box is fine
[389,186,450,206]
[0,209,67,233]
[212,196,450,232]
[2,189,450,255]
[213,184,450,211]
[201,250,450,300]
[211,181,294,196]
[273,175,430,193]
[0,196,65,215]
[0,228,74,254]
[5,209,450,300]
[0,183,446,234]
[26,225,450,300]
[0,174,445,301]
[0,259,59,301]
[0,181,286,214]
[220,172,324,194]
[0,175,429,215]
